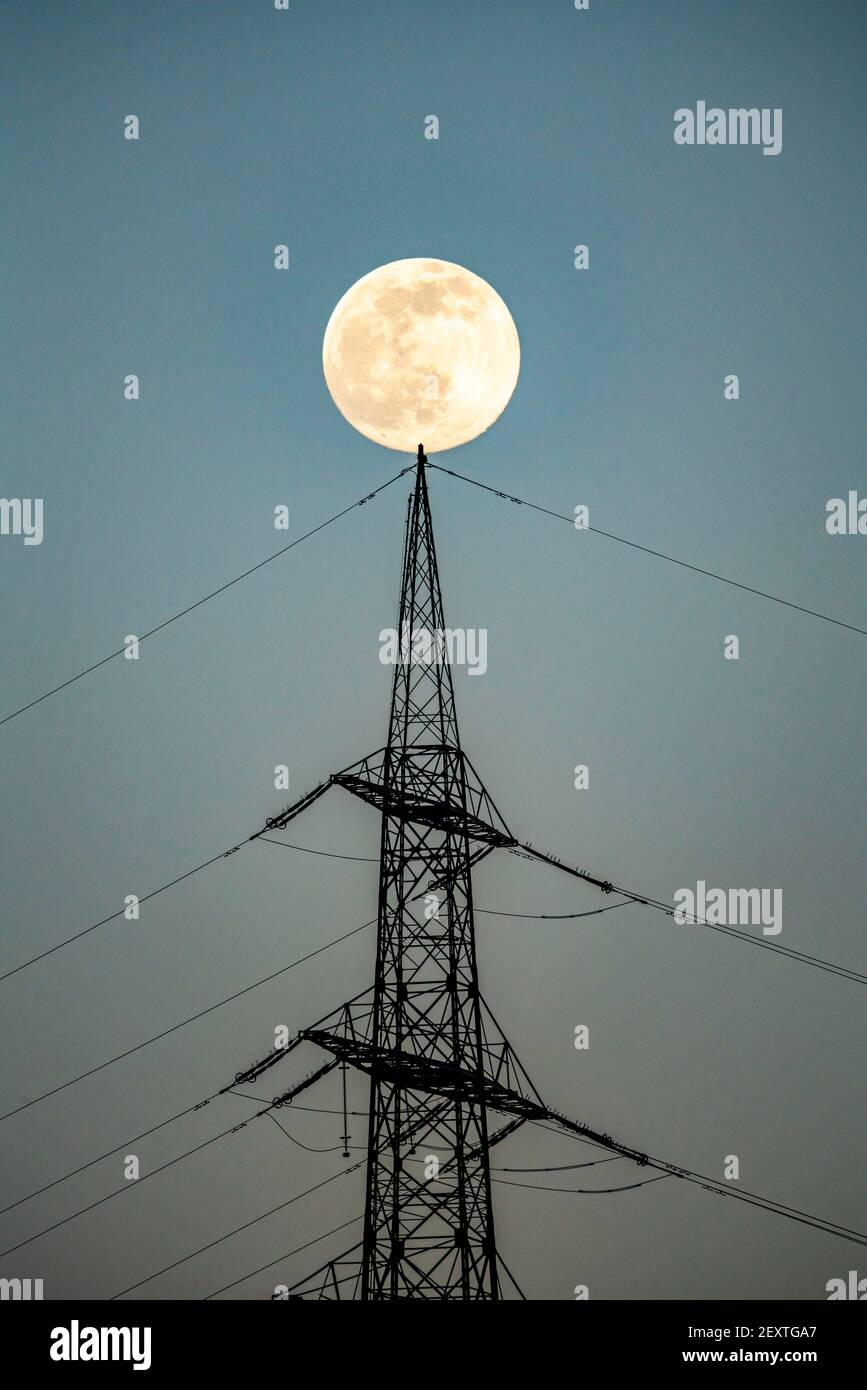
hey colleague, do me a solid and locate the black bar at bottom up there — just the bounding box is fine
[2,1299,861,1374]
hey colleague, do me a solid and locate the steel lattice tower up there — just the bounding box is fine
[360,447,500,1298]
[226,447,649,1300]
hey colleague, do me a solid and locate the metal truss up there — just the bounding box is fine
[230,448,648,1300]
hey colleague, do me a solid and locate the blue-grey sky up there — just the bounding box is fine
[1,0,864,1300]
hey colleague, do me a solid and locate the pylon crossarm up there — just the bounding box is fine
[537,1106,650,1167]
[293,997,545,1129]
[479,993,547,1108]
[461,750,514,841]
[255,777,337,836]
[223,1033,306,1090]
[281,1243,364,1300]
[480,1116,526,1154]
[510,840,621,897]
[540,1100,783,1197]
[272,1058,340,1109]
[224,987,374,1090]
[300,1028,555,1128]
[332,749,513,848]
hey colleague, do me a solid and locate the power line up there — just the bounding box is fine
[28,802,853,1027]
[258,836,377,862]
[111,1159,365,1299]
[115,1151,638,1299]
[106,1106,866,1303]
[492,1158,622,1172]
[0,810,358,985]
[227,752,866,1012]
[267,1111,348,1155]
[0,1090,223,1220]
[0,1096,370,1225]
[0,466,414,730]
[0,923,375,1221]
[668,1169,867,1247]
[228,1090,371,1122]
[0,837,256,984]
[189,1084,867,1258]
[278,1102,370,1117]
[0,822,855,1273]
[12,1050,859,1298]
[109,1094,476,1298]
[0,919,375,1126]
[494,1174,673,1195]
[635,891,866,983]
[203,1215,365,1300]
[476,901,635,920]
[512,846,867,986]
[548,1125,867,1247]
[262,836,638,920]
[5,443,862,1293]
[614,888,865,984]
[0,1102,273,1261]
[229,1092,366,1158]
[521,1112,867,1245]
[428,462,867,638]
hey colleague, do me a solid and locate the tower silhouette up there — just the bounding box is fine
[226,447,649,1300]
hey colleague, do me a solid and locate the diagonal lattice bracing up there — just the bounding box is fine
[232,449,649,1299]
[349,455,501,1296]
[262,453,549,1297]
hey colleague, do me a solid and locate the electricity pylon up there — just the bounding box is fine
[225,447,649,1300]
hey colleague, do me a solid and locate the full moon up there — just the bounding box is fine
[322,258,520,454]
